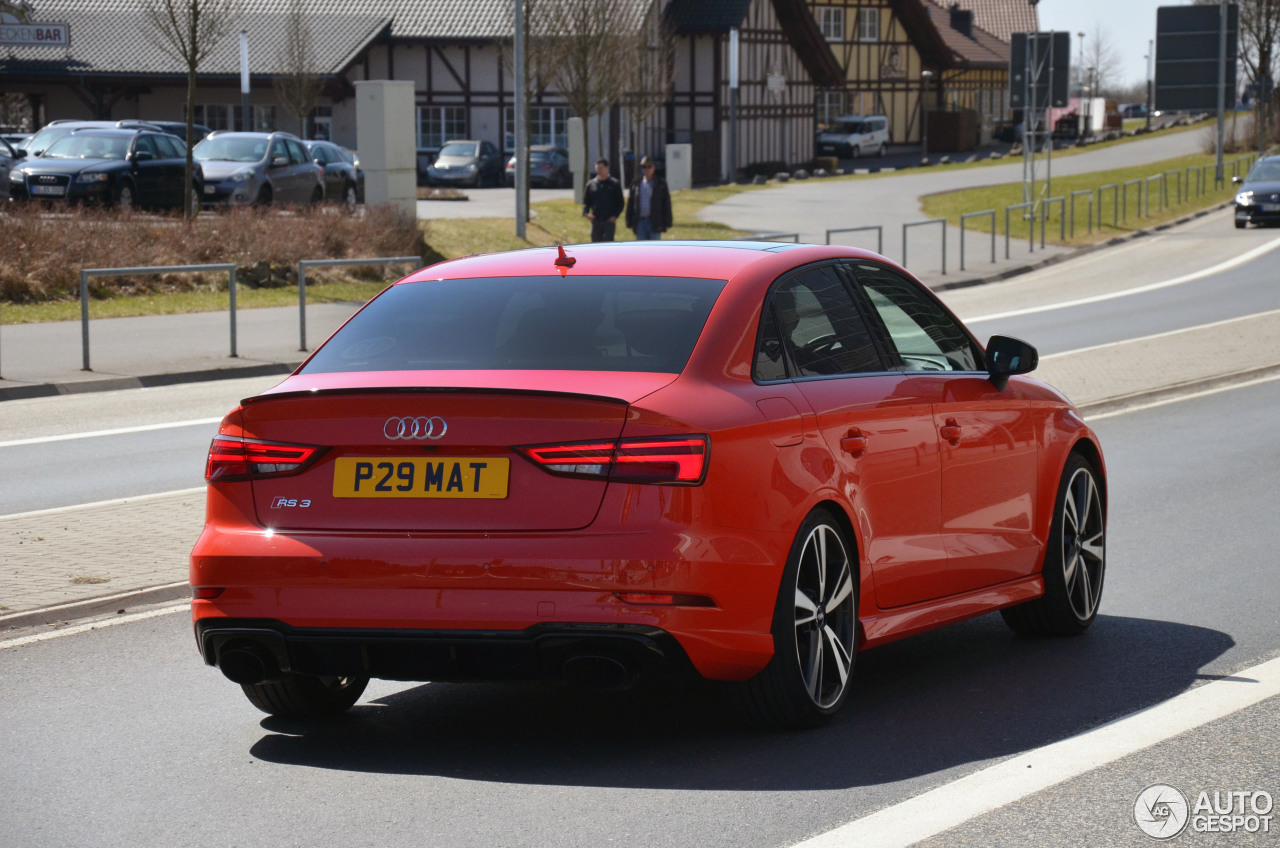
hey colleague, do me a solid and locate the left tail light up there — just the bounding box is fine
[205,436,325,482]
[517,435,709,485]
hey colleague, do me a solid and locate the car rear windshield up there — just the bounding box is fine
[193,137,266,163]
[300,275,726,374]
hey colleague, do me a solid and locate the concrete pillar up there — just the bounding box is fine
[354,80,416,215]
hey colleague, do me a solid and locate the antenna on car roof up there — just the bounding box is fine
[554,245,576,269]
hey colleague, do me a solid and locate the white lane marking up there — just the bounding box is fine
[0,602,189,651]
[966,233,1280,323]
[1043,308,1280,360]
[0,487,205,522]
[0,417,221,449]
[792,653,1280,848]
[1086,372,1280,422]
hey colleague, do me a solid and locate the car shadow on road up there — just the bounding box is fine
[248,612,1232,790]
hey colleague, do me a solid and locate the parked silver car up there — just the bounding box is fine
[194,131,323,206]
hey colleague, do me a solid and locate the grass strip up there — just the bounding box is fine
[920,151,1252,248]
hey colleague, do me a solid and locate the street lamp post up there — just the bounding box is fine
[1077,32,1086,139]
[1146,40,1154,131]
[921,69,933,163]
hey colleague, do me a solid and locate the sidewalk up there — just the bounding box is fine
[0,301,364,400]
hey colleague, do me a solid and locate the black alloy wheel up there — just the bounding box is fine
[1002,453,1106,636]
[738,507,858,728]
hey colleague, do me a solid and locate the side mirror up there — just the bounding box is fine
[13,148,26,159]
[133,150,154,162]
[986,335,1038,390]
[1232,175,1243,184]
[313,157,324,165]
[271,155,289,167]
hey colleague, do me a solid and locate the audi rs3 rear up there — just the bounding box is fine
[192,241,1106,728]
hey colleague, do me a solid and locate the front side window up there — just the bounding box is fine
[301,276,725,375]
[286,139,308,164]
[763,266,882,378]
[851,263,982,372]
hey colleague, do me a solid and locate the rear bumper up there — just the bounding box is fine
[190,520,785,681]
[197,618,697,686]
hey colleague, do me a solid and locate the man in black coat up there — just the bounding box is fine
[625,155,673,240]
[582,158,625,242]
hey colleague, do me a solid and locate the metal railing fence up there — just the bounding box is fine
[826,225,883,255]
[959,210,996,270]
[79,264,237,372]
[902,218,947,274]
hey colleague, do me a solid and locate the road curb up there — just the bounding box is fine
[1078,362,1280,418]
[930,201,1233,293]
[0,582,190,632]
[0,361,302,402]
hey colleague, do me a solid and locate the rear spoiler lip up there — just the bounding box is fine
[240,385,634,407]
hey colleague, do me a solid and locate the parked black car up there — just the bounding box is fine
[8,128,199,209]
[339,146,365,203]
[1233,155,1280,229]
[504,144,571,187]
[303,139,361,210]
[194,131,324,206]
[425,139,503,187]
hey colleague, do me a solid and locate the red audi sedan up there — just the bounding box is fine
[191,241,1106,728]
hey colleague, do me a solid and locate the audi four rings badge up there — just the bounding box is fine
[384,416,447,440]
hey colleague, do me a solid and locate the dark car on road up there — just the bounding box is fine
[504,144,570,187]
[8,128,198,209]
[425,139,503,187]
[194,131,323,207]
[1233,156,1280,229]
[303,139,361,211]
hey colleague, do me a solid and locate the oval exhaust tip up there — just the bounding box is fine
[561,654,636,691]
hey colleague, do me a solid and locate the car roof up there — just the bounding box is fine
[66,128,148,136]
[401,242,895,289]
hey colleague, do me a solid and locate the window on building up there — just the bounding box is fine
[310,105,332,140]
[817,6,844,41]
[503,105,569,152]
[858,7,879,42]
[193,104,276,132]
[816,90,846,127]
[418,105,467,150]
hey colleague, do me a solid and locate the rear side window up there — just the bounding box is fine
[301,276,726,374]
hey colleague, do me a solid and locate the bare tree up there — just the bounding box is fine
[0,93,34,131]
[1197,0,1280,145]
[1083,22,1122,98]
[541,0,634,178]
[143,0,238,218]
[621,12,674,183]
[273,0,322,137]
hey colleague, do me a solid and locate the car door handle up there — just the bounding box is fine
[940,420,962,444]
[840,429,867,456]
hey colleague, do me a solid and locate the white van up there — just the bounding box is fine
[817,114,890,158]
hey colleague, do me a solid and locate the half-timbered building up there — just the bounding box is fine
[2,0,841,181]
[810,0,1032,149]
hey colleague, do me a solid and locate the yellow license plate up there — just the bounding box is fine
[333,457,509,498]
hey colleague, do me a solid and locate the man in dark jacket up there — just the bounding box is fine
[625,155,673,240]
[582,158,625,242]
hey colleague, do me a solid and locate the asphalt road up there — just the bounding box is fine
[2,207,1278,846]
[2,376,1278,848]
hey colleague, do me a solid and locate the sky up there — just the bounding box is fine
[1038,0,1178,88]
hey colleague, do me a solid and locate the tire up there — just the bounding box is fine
[113,181,135,210]
[241,674,369,719]
[877,143,887,158]
[342,182,358,213]
[1235,219,1247,229]
[1001,453,1105,637]
[851,145,861,159]
[738,507,858,729]
[310,185,323,206]
[255,185,273,207]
